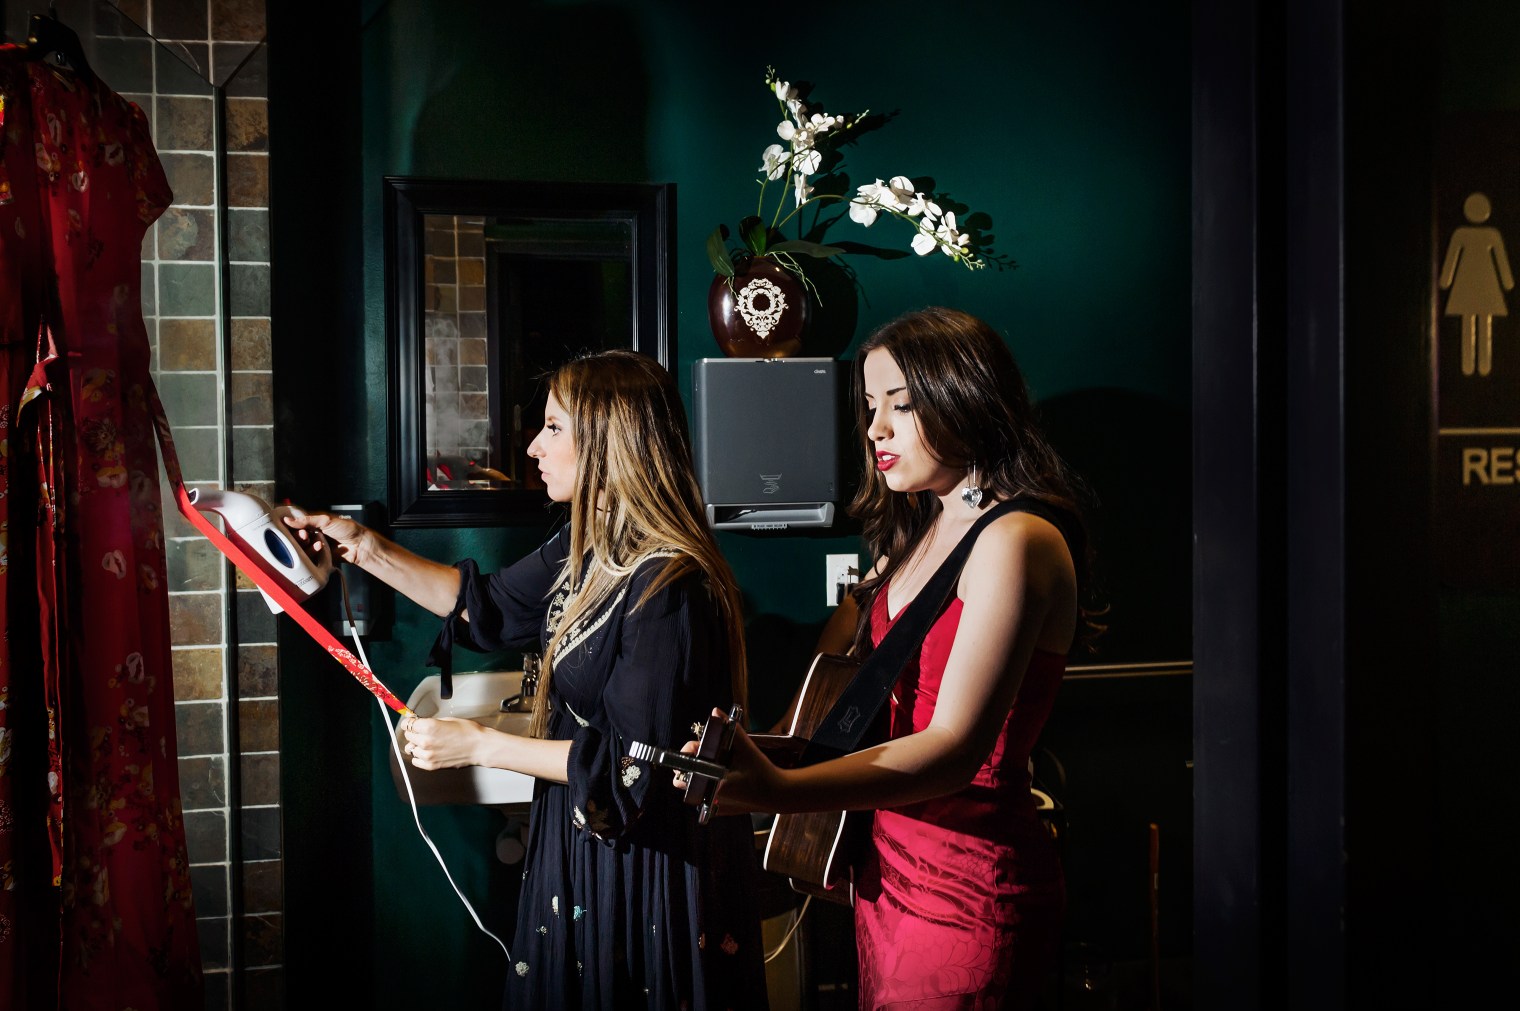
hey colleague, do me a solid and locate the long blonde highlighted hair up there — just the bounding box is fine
[529,349,747,737]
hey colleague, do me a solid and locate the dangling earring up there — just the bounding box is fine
[961,463,984,509]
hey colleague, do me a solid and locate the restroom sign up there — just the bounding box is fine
[1435,112,1520,589]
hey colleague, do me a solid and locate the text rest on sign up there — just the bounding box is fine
[1462,446,1520,484]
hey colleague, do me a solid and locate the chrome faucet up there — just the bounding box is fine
[521,652,541,700]
[502,653,542,712]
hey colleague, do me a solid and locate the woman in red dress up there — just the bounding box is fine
[701,306,1096,1009]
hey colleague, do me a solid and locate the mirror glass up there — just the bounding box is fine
[386,178,674,526]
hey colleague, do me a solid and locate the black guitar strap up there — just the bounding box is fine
[797,496,1077,766]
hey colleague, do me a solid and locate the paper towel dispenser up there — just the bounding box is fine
[692,357,839,530]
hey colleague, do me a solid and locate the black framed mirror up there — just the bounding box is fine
[385,177,675,527]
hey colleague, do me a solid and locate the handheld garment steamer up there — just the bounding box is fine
[187,488,334,612]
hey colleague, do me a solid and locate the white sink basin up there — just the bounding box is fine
[389,671,536,809]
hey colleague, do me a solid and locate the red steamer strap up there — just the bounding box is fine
[170,484,413,716]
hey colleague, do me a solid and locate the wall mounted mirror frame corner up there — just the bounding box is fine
[384,176,675,527]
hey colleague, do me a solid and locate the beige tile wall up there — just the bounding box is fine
[424,216,493,476]
[106,1,272,1008]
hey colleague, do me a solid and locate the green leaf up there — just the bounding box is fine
[706,225,734,277]
[767,239,845,260]
[739,215,768,255]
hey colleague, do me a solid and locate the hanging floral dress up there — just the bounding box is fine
[0,50,201,1009]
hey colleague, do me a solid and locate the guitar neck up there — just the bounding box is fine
[626,741,729,780]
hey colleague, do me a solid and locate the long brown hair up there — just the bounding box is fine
[846,306,1101,650]
[528,350,748,737]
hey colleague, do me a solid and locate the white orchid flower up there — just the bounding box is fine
[774,79,794,101]
[809,112,841,135]
[794,173,813,206]
[849,199,880,226]
[907,193,942,219]
[911,227,939,256]
[887,176,916,206]
[795,147,822,176]
[852,180,896,224]
[760,144,789,181]
[781,115,815,150]
[934,212,971,256]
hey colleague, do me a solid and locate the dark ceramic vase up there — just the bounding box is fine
[707,255,809,358]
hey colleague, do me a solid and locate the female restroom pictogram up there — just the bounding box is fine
[1440,191,1514,377]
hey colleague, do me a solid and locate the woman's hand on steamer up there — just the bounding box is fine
[282,505,371,567]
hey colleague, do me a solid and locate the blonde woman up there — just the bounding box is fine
[287,350,766,1009]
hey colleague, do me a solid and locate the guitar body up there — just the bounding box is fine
[754,652,887,907]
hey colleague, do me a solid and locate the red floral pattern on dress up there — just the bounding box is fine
[0,49,198,1009]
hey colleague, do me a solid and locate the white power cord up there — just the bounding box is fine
[764,894,811,963]
[337,569,512,961]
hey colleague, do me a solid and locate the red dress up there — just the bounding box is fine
[0,53,198,1009]
[854,588,1067,1010]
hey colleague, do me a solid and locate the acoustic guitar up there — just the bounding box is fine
[630,500,1065,908]
[629,651,885,907]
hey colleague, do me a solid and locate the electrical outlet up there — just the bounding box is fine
[826,553,860,606]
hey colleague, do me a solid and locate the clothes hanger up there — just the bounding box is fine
[22,5,95,85]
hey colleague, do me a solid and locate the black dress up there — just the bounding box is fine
[443,526,768,1010]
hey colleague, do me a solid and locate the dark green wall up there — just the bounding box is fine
[274,2,1191,1005]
